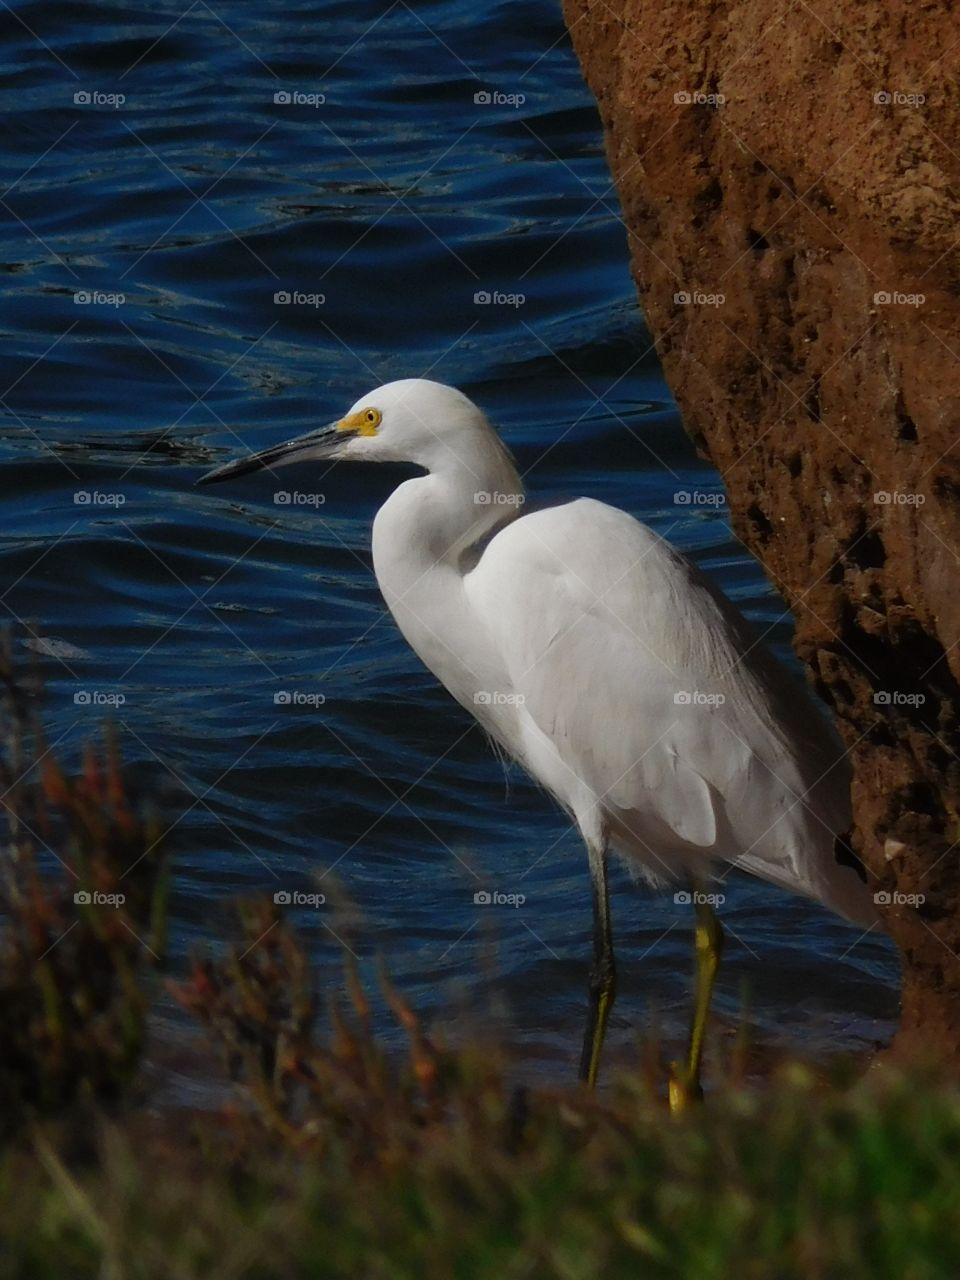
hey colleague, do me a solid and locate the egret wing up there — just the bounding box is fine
[466,499,843,871]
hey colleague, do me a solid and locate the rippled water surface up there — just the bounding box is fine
[0,0,898,1088]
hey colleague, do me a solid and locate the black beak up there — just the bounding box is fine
[197,422,343,486]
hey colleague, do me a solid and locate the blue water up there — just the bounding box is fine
[0,0,897,1088]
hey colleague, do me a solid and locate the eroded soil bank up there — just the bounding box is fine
[564,0,960,1056]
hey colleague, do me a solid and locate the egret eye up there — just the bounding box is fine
[362,407,382,434]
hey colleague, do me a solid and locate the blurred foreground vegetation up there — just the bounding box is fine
[4,1038,959,1280]
[1,643,958,1280]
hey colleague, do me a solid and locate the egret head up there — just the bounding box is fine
[198,378,496,485]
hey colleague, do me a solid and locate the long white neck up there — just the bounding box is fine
[371,427,524,705]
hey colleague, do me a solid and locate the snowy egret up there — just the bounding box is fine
[200,378,875,1106]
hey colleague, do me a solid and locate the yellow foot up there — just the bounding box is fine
[667,1060,703,1114]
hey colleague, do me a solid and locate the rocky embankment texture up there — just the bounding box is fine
[564,0,960,1055]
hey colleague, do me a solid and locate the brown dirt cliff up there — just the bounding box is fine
[564,0,960,1057]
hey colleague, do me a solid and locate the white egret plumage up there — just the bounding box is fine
[200,378,876,1104]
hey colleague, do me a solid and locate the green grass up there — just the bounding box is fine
[1,1064,959,1280]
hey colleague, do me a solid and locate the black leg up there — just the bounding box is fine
[668,888,725,1111]
[578,840,616,1087]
